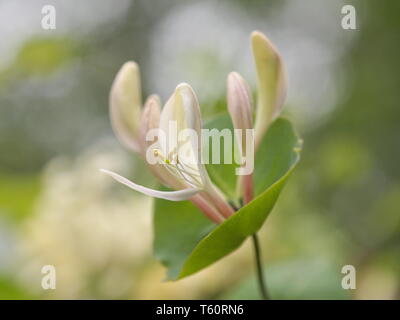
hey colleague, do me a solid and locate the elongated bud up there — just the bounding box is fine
[227,71,253,155]
[251,31,287,149]
[110,61,142,153]
[140,94,161,151]
[227,72,255,204]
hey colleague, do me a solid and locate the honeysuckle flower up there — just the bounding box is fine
[251,31,288,150]
[227,71,254,204]
[102,63,233,223]
[138,94,186,188]
[102,30,287,222]
[154,83,234,219]
[100,30,294,299]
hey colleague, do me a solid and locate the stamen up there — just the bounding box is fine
[152,148,202,188]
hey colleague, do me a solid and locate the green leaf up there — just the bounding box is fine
[153,199,214,280]
[254,117,302,196]
[203,115,238,201]
[153,117,302,280]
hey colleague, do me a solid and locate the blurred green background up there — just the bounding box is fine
[0,0,399,299]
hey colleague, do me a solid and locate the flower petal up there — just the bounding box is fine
[158,84,234,217]
[251,31,287,149]
[158,84,204,184]
[174,83,202,135]
[159,83,202,150]
[110,61,142,153]
[100,169,199,201]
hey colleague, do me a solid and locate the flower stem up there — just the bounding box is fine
[251,233,269,300]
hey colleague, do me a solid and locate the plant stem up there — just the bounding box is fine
[251,233,269,300]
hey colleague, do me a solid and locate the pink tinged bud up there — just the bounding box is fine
[227,72,255,204]
[227,71,253,155]
[140,94,161,151]
[251,31,288,150]
[110,61,143,153]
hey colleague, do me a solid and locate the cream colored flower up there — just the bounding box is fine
[103,64,234,223]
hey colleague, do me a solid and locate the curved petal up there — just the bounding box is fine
[159,83,205,185]
[174,83,202,135]
[139,95,189,189]
[110,61,142,153]
[159,83,202,156]
[100,169,199,201]
[251,31,287,149]
[157,84,234,217]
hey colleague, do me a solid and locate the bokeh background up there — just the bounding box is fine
[0,0,399,299]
